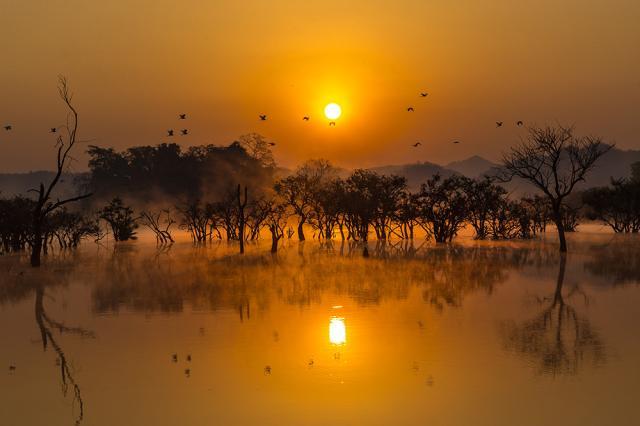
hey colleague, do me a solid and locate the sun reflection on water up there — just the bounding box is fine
[329,317,346,346]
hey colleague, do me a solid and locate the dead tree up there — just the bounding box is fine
[499,125,611,252]
[140,209,175,245]
[30,77,92,266]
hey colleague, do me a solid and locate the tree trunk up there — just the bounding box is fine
[30,214,43,267]
[297,219,305,241]
[553,208,567,253]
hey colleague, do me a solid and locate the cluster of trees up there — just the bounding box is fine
[121,161,562,255]
[85,133,275,201]
[0,79,618,266]
[582,164,640,233]
[0,196,101,254]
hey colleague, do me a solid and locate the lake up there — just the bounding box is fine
[1,231,639,425]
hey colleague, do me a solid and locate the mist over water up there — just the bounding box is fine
[1,231,640,426]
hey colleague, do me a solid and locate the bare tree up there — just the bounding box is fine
[30,77,92,266]
[499,125,611,252]
[140,209,175,245]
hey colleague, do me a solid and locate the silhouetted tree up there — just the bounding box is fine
[465,177,507,240]
[582,178,640,232]
[30,77,93,266]
[99,198,138,241]
[237,184,248,254]
[416,174,470,243]
[275,159,337,241]
[499,125,611,252]
[140,209,175,244]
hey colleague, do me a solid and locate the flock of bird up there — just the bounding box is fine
[2,90,526,150]
[158,90,525,150]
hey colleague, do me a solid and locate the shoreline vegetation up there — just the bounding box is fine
[1,81,635,265]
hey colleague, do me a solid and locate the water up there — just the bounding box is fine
[1,232,640,425]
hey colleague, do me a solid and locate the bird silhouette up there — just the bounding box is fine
[3,125,12,131]
[303,116,310,121]
[186,355,192,362]
[407,107,415,112]
[9,365,16,372]
[264,365,272,375]
[268,142,276,146]
[453,140,460,144]
[184,368,191,377]
[516,120,524,126]
[412,142,422,147]
[420,92,428,97]
[496,121,503,127]
[180,129,188,136]
[179,114,187,120]
[167,129,174,136]
[259,115,267,121]
[329,121,336,127]
[50,127,57,133]
[172,354,178,362]
[308,359,314,367]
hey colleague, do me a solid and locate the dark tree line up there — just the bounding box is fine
[582,163,640,233]
[2,123,619,259]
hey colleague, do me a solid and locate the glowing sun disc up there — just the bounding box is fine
[324,103,342,120]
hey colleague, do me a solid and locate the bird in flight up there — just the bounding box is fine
[407,107,415,112]
[303,116,310,121]
[167,129,174,136]
[420,92,428,97]
[259,115,267,121]
[179,114,187,120]
[329,121,336,127]
[496,121,503,127]
[50,127,57,133]
[180,129,188,135]
[412,142,422,147]
[268,142,276,146]
[516,121,524,126]
[3,125,12,131]
[453,140,460,144]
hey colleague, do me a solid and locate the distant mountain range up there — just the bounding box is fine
[372,147,640,193]
[1,147,638,197]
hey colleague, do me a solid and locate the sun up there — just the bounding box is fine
[324,102,342,120]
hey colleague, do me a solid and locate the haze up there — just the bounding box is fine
[1,0,639,172]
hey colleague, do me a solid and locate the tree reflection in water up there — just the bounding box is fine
[88,243,552,315]
[501,255,606,376]
[0,256,94,426]
[34,283,95,425]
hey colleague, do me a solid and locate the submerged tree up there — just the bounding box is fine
[499,125,611,252]
[30,77,93,266]
[99,198,138,241]
[582,178,640,233]
[416,174,470,243]
[140,209,175,244]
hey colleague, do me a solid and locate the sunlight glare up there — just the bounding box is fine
[329,317,346,345]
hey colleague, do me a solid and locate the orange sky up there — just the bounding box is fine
[0,0,639,172]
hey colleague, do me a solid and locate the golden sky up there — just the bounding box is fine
[0,0,639,172]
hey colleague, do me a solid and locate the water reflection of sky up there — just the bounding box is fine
[1,236,640,426]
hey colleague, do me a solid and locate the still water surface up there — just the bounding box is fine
[1,233,639,425]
